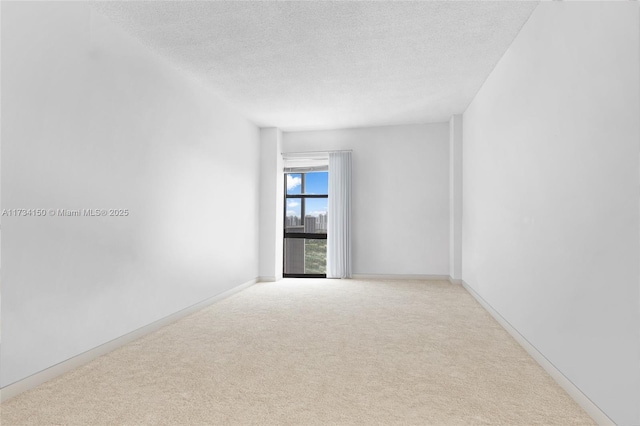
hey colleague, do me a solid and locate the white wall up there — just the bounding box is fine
[258,128,284,281]
[462,3,639,425]
[283,124,449,276]
[449,115,462,281]
[1,2,260,387]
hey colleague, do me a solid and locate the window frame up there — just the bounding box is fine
[283,171,328,278]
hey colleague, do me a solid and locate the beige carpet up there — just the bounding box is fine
[1,279,594,425]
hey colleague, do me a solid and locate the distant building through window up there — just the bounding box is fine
[283,171,328,277]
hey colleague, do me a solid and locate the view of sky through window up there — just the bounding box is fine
[304,172,328,195]
[286,172,328,219]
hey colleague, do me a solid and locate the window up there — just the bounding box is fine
[284,171,328,277]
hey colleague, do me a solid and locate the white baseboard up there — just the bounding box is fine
[448,276,463,285]
[0,278,258,403]
[258,276,277,282]
[352,274,450,281]
[461,280,614,426]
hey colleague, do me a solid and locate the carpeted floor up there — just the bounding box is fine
[1,279,594,425]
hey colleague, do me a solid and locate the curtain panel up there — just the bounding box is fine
[327,151,352,278]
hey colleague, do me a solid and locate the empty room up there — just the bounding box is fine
[1,1,639,425]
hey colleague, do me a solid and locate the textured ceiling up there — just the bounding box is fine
[95,1,538,131]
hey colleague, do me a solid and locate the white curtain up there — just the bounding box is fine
[327,151,352,278]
